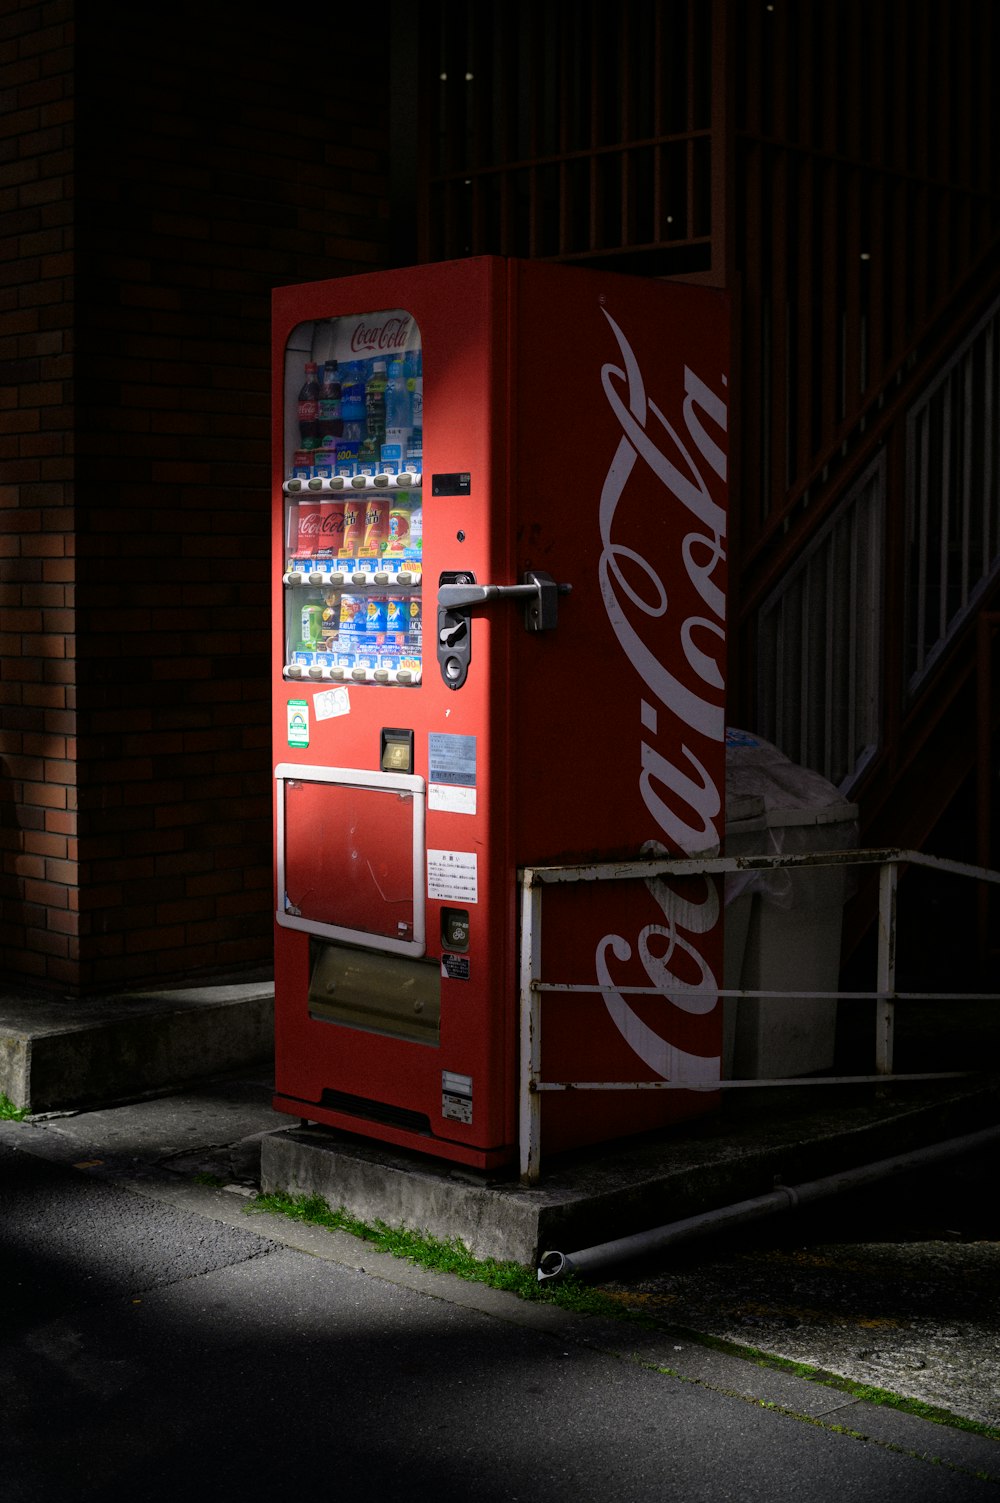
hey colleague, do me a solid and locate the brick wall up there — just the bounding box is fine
[2,1,391,991]
[0,0,77,987]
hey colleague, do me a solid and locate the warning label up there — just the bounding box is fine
[427,849,478,904]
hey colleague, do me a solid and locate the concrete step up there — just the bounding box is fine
[0,982,274,1113]
[261,1073,1000,1266]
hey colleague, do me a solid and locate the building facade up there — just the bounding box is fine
[3,0,999,990]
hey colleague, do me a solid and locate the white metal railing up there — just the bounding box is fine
[906,292,1000,697]
[518,847,1000,1182]
[756,455,884,792]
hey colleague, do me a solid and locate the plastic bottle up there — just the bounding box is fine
[365,359,388,447]
[405,348,423,429]
[318,360,343,447]
[299,595,325,650]
[339,359,366,432]
[385,352,411,429]
[407,504,422,557]
[297,362,321,450]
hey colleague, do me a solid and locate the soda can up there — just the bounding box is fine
[296,499,322,555]
[386,506,410,555]
[363,498,389,555]
[408,596,422,641]
[318,499,345,556]
[340,498,365,557]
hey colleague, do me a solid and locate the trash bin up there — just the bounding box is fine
[722,790,767,1078]
[724,730,858,1079]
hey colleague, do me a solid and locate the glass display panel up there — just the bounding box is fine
[281,310,423,687]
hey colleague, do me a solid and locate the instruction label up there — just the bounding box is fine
[427,849,478,904]
[428,733,477,786]
[442,1070,473,1123]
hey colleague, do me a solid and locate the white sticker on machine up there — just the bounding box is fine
[427,849,478,903]
[428,783,477,815]
[314,687,351,721]
[442,1070,473,1124]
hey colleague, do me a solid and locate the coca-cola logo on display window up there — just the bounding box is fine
[594,305,728,1087]
[348,315,413,355]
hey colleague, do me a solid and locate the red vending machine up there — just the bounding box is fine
[272,257,729,1171]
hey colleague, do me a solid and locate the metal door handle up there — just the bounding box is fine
[436,570,572,690]
[437,571,572,632]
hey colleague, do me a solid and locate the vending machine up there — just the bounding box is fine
[272,257,729,1171]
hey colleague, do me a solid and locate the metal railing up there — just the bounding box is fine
[518,847,1000,1182]
[906,293,1000,699]
[756,455,884,792]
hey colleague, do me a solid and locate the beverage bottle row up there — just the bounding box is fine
[297,351,423,452]
[289,496,422,562]
[296,592,423,653]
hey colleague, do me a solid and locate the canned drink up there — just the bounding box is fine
[296,499,322,556]
[317,499,345,555]
[285,502,299,556]
[385,596,407,635]
[386,506,410,555]
[408,597,422,640]
[321,596,340,641]
[340,498,365,556]
[362,498,389,555]
[365,596,388,634]
[338,596,365,635]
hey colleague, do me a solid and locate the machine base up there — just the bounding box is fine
[271,1092,514,1172]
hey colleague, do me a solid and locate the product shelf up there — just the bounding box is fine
[283,566,422,590]
[283,473,422,496]
[283,663,422,687]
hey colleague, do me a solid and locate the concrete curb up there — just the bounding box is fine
[261,1076,1000,1267]
[0,984,274,1112]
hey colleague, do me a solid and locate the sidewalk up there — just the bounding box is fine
[2,1081,998,1501]
[2,977,999,1459]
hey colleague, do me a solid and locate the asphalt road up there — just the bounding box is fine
[2,1111,999,1501]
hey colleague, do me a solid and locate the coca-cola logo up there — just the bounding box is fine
[595,307,728,1088]
[350,316,411,354]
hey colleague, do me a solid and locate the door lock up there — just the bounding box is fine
[436,571,572,689]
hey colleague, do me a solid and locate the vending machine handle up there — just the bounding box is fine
[437,571,572,689]
[438,572,572,630]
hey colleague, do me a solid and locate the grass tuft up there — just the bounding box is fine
[246,1188,1000,1444]
[246,1189,632,1318]
[0,1094,29,1121]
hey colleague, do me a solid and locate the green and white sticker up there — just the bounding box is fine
[286,698,309,748]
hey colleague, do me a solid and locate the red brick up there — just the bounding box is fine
[23,831,66,858]
[23,877,69,908]
[22,780,66,808]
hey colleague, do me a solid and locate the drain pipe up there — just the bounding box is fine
[536,1122,1000,1284]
